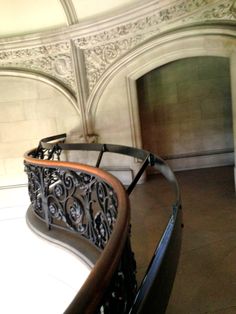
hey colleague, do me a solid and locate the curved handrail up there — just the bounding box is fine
[37,133,181,207]
[24,151,131,314]
[24,133,182,313]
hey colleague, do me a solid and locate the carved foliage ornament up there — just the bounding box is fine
[184,0,236,21]
[0,42,75,91]
[75,0,236,92]
[75,0,214,49]
[83,35,144,91]
[0,0,235,95]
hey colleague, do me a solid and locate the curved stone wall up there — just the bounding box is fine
[0,75,81,186]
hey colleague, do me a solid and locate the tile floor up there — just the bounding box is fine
[130,166,236,314]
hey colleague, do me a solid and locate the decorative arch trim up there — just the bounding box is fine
[86,24,236,189]
[87,24,236,118]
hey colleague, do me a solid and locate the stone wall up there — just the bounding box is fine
[137,57,234,170]
[0,76,81,186]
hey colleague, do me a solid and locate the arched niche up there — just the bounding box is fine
[137,56,233,171]
[87,25,236,189]
[0,71,81,187]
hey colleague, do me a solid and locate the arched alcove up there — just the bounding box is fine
[87,26,236,188]
[137,56,234,171]
[0,73,81,187]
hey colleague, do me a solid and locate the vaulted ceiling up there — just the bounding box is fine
[0,0,141,38]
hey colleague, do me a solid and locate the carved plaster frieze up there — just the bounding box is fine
[75,0,212,49]
[83,35,146,92]
[0,42,76,91]
[184,0,236,22]
[74,0,236,92]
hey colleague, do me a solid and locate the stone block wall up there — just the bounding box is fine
[137,57,234,170]
[0,76,81,186]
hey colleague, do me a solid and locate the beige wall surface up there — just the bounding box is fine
[0,76,81,186]
[0,1,235,186]
[137,57,233,162]
[89,32,236,179]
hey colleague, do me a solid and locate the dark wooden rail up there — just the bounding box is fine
[24,133,182,313]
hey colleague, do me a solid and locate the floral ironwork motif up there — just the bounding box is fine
[25,164,44,219]
[25,163,118,249]
[99,239,137,314]
[33,144,62,161]
[24,131,183,313]
[24,141,137,312]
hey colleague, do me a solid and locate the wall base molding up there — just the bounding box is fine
[166,152,234,172]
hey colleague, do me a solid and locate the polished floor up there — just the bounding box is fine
[130,166,236,314]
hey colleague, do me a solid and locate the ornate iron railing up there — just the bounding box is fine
[24,133,182,314]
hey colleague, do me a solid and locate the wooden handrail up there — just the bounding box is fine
[24,134,182,313]
[24,151,130,314]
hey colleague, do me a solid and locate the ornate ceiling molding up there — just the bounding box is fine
[75,0,210,49]
[74,0,236,50]
[0,0,235,95]
[184,0,236,22]
[0,41,75,92]
[75,0,236,92]
[60,0,78,25]
[86,25,236,116]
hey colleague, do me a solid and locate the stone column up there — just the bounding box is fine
[230,51,236,192]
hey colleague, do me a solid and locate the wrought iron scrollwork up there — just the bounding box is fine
[25,133,181,313]
[33,142,62,160]
[24,163,44,218]
[25,158,137,312]
[25,163,118,250]
[99,239,137,314]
